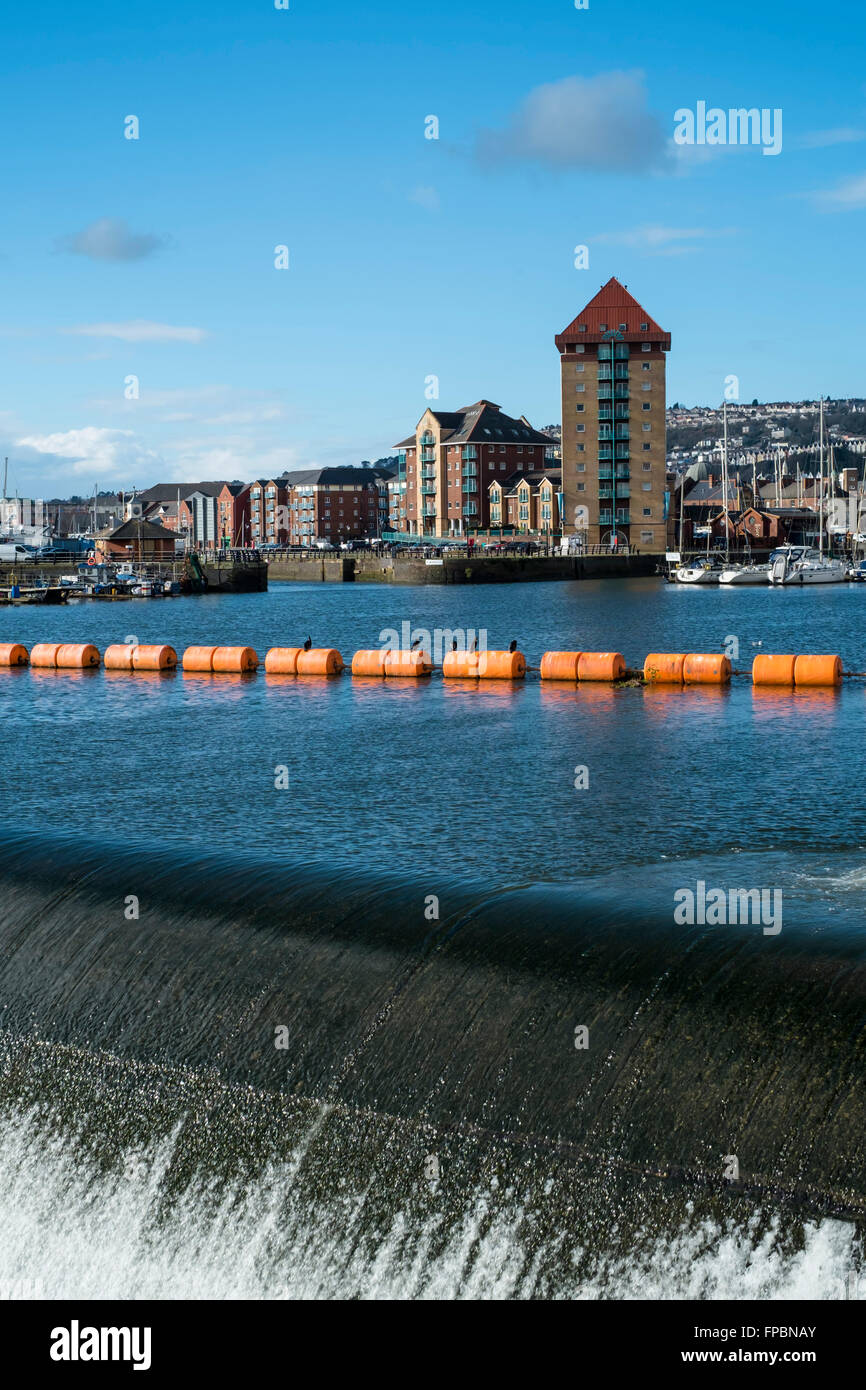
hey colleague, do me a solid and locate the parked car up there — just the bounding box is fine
[312,539,337,551]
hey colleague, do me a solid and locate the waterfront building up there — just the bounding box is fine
[278,466,390,546]
[489,469,562,535]
[93,518,177,563]
[393,400,554,537]
[556,278,670,550]
[249,478,290,546]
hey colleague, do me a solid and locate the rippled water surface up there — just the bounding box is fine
[2,577,866,890]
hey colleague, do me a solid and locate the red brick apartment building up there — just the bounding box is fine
[556,278,670,551]
[250,467,393,547]
[392,400,555,536]
[489,469,562,534]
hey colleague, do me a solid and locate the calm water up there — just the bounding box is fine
[2,577,865,901]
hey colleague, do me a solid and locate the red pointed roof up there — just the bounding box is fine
[555,277,670,350]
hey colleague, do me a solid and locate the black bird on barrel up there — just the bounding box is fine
[303,636,312,651]
[411,636,422,649]
[509,639,517,653]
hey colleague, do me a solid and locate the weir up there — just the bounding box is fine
[0,832,863,1226]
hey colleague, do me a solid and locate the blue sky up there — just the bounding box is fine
[1,0,865,496]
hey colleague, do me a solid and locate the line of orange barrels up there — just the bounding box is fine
[0,642,846,686]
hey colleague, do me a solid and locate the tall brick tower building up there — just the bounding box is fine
[555,278,670,550]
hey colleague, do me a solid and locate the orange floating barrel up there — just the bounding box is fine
[265,647,301,675]
[182,645,218,672]
[752,654,796,686]
[212,645,257,673]
[103,644,136,670]
[442,650,479,678]
[477,650,526,680]
[0,643,28,666]
[643,653,686,684]
[793,654,842,688]
[384,650,433,678]
[540,651,582,682]
[352,649,388,677]
[29,643,62,668]
[297,647,343,676]
[683,653,731,685]
[56,643,100,668]
[133,644,177,670]
[576,652,625,682]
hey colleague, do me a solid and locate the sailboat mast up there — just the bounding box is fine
[722,400,730,561]
[819,398,824,557]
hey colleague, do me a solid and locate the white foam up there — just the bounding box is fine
[0,1113,859,1300]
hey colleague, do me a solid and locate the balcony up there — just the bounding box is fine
[614,385,629,401]
[421,450,436,463]
[423,505,437,517]
[462,482,478,494]
[615,427,630,440]
[599,468,630,481]
[421,484,436,496]
[599,486,630,500]
[420,466,436,479]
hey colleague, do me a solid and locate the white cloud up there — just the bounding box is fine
[476,72,667,173]
[799,127,866,149]
[593,224,736,254]
[16,427,162,480]
[64,320,207,343]
[409,185,440,211]
[57,217,168,261]
[810,172,866,209]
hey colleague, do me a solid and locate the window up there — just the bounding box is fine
[576,363,585,373]
[500,462,506,470]
[642,482,652,492]
[577,483,586,492]
[643,508,652,517]
[599,323,607,331]
[642,444,651,451]
[642,461,651,471]
[618,323,627,331]
[642,424,651,432]
[576,404,584,413]
[642,403,651,411]
[642,343,651,352]
[576,384,585,392]
[577,444,585,453]
[575,344,585,353]
[642,363,650,371]
[642,382,651,391]
[577,463,586,472]
[577,424,585,433]
[640,323,649,331]
[641,529,653,542]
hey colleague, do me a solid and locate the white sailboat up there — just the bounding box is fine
[768,400,845,585]
[718,560,771,584]
[768,544,846,585]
